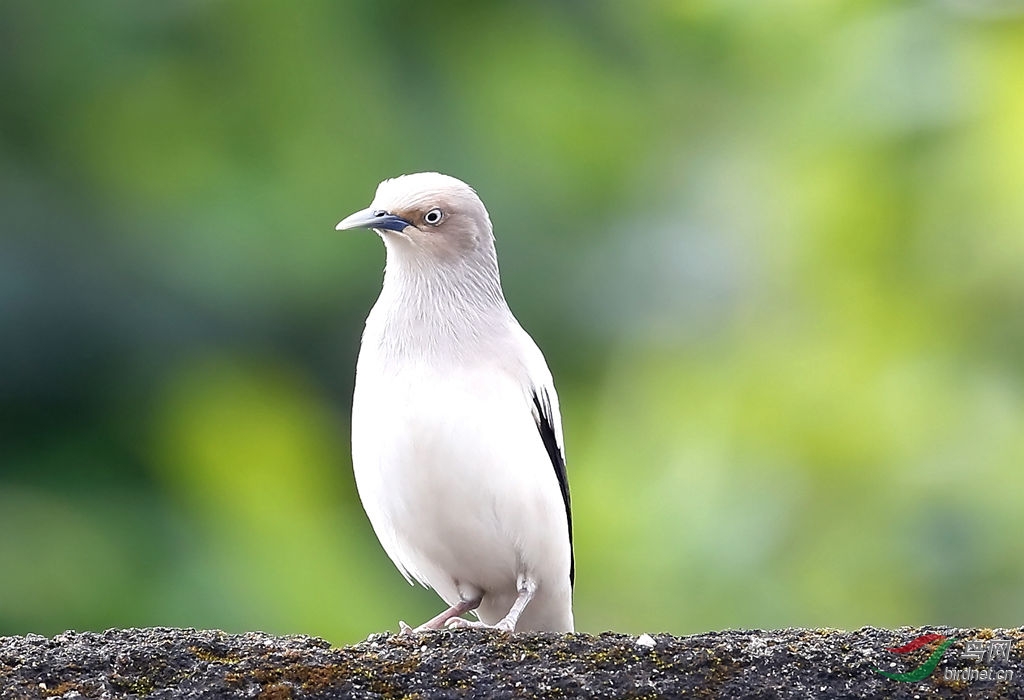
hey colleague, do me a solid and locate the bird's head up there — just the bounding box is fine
[336,172,495,262]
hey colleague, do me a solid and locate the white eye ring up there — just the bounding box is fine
[423,208,444,226]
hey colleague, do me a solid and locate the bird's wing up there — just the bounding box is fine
[531,385,574,587]
[514,326,574,588]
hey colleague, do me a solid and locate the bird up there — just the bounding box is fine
[335,172,574,633]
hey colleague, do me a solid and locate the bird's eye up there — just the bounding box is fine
[423,208,444,226]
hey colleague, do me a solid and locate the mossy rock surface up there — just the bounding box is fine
[1,626,1022,699]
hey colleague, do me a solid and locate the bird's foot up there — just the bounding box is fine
[399,619,450,635]
[445,616,515,633]
[399,596,484,635]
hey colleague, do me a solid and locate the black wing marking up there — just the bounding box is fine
[532,389,574,587]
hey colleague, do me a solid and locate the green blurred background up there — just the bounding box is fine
[2,0,1023,644]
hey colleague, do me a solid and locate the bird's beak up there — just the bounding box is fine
[335,207,411,233]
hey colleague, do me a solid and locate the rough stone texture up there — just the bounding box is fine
[1,626,1022,699]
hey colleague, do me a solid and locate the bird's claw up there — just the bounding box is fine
[399,620,414,635]
[445,617,514,633]
[444,617,483,630]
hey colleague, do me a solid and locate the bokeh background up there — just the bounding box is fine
[2,0,1024,644]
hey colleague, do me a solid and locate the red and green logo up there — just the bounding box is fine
[876,634,956,682]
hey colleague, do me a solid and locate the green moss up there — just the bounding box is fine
[188,645,243,664]
[123,675,156,696]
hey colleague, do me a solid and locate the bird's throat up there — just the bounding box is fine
[369,251,509,361]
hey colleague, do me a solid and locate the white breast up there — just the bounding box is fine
[351,335,573,630]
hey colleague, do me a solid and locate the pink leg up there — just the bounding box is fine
[400,596,482,634]
[447,577,536,633]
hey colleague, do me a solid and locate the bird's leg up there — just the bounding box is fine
[399,595,482,635]
[447,576,537,633]
[494,576,537,632]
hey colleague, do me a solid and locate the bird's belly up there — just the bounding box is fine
[351,365,567,611]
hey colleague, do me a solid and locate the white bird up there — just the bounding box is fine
[336,172,574,633]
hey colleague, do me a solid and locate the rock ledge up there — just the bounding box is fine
[1,626,1021,699]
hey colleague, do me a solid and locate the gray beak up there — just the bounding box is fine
[335,207,411,233]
